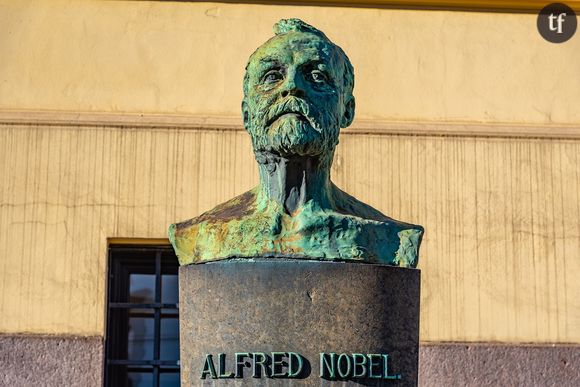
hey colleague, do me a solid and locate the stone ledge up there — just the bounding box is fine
[0,336,578,386]
[419,343,580,387]
[0,334,103,387]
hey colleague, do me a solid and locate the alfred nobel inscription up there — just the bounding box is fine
[172,18,424,386]
[199,352,402,381]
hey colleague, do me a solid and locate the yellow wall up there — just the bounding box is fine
[1,122,579,342]
[0,0,579,124]
[0,0,579,343]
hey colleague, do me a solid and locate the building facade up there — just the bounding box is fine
[0,0,579,385]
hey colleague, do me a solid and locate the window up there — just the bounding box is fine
[105,246,180,387]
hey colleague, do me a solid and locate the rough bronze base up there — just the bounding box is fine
[179,259,420,386]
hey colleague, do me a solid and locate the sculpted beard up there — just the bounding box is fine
[247,94,340,157]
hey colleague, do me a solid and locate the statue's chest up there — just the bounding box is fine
[238,213,395,260]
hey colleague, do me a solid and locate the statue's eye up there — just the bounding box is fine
[310,70,328,83]
[263,70,283,84]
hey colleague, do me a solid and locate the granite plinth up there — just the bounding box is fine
[179,259,420,386]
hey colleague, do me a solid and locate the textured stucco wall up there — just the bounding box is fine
[0,0,579,124]
[0,123,579,342]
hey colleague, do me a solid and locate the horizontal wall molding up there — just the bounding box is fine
[1,109,579,140]
[206,0,580,13]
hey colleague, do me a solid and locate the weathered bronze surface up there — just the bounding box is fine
[180,259,420,386]
[169,19,424,266]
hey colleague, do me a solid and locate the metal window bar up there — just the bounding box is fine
[153,251,162,387]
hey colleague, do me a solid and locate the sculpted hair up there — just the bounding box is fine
[242,19,355,104]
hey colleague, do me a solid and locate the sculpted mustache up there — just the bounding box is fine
[266,98,320,131]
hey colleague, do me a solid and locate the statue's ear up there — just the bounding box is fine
[341,96,355,128]
[242,100,250,131]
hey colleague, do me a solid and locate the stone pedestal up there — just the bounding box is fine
[179,259,420,386]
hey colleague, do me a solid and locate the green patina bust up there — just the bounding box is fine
[169,19,424,267]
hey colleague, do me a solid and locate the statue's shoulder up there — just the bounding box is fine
[168,188,258,264]
[173,187,258,231]
[331,184,424,266]
[332,184,412,224]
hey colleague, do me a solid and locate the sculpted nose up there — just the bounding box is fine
[280,71,305,98]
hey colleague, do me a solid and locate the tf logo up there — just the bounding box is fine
[537,3,577,43]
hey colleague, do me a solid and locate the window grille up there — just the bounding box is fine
[105,246,180,387]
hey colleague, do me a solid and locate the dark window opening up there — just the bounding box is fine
[105,246,180,387]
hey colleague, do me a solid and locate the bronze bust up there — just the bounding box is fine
[169,19,424,267]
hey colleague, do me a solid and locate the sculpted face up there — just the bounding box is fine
[243,31,355,157]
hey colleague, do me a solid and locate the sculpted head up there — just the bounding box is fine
[242,19,355,160]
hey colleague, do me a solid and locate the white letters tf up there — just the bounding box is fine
[549,12,567,33]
